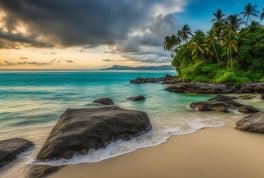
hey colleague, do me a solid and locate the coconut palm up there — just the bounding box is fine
[179,24,192,42]
[223,32,238,67]
[207,31,221,63]
[163,35,179,51]
[188,30,207,60]
[212,9,225,23]
[241,3,259,26]
[226,14,243,32]
[261,8,264,21]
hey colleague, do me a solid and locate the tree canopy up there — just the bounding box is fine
[164,3,264,83]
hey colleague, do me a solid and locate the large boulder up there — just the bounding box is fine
[0,138,34,167]
[36,106,152,161]
[236,112,264,133]
[190,95,259,114]
[127,95,146,101]
[93,98,114,105]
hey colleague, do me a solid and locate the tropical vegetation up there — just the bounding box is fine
[164,3,264,83]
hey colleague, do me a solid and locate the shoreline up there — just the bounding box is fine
[49,126,264,178]
[131,75,264,94]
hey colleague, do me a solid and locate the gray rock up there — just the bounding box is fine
[0,138,34,167]
[93,98,114,105]
[36,106,151,161]
[166,82,264,94]
[130,75,176,84]
[166,82,238,94]
[236,112,264,133]
[190,95,259,114]
[28,165,62,178]
[127,95,146,101]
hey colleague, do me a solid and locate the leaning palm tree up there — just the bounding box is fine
[179,24,192,42]
[261,8,264,21]
[241,3,259,26]
[163,35,178,51]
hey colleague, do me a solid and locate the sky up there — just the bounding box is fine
[0,0,262,69]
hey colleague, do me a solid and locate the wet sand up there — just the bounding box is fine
[49,126,264,178]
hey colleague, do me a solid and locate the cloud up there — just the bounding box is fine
[0,0,186,63]
[1,59,58,66]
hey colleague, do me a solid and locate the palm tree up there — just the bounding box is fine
[261,8,264,21]
[223,32,238,67]
[241,3,259,26]
[207,31,221,63]
[163,35,179,51]
[212,9,225,23]
[188,30,206,60]
[179,24,192,42]
[226,15,243,32]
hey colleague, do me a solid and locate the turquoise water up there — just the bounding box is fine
[0,70,246,177]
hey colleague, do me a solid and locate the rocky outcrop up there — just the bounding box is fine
[236,112,264,133]
[36,106,151,161]
[93,98,114,105]
[130,75,176,84]
[166,82,264,94]
[0,138,34,167]
[190,95,259,114]
[127,95,146,101]
[239,83,264,93]
[166,82,238,94]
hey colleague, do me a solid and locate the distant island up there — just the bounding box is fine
[102,65,174,70]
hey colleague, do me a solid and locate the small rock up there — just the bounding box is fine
[93,98,114,105]
[190,95,259,114]
[238,106,259,114]
[236,112,264,133]
[127,95,146,101]
[261,94,264,100]
[0,138,34,167]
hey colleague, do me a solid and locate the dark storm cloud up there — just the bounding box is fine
[0,0,185,62]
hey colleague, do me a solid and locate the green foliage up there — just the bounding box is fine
[164,4,264,84]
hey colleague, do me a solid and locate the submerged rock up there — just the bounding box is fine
[36,106,152,161]
[0,138,34,167]
[236,112,264,133]
[93,98,114,105]
[190,95,259,114]
[127,95,146,101]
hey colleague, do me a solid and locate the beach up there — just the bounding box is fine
[50,126,264,178]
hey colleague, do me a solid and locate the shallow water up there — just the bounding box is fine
[0,70,262,177]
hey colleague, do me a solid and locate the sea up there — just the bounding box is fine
[0,70,261,177]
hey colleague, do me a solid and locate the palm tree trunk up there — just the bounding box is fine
[213,44,221,64]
